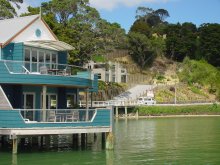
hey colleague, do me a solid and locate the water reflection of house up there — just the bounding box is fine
[0,15,113,154]
[85,61,128,83]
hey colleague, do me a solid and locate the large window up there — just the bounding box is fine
[24,47,58,73]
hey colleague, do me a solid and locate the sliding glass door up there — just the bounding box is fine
[41,94,57,109]
[23,93,35,121]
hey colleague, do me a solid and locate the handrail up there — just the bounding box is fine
[13,108,96,111]
[22,65,30,74]
[15,108,97,123]
[1,60,88,70]
[1,60,90,76]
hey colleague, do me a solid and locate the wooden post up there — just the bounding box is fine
[106,132,114,150]
[174,82,177,104]
[42,85,47,122]
[90,92,93,108]
[12,154,17,165]
[1,135,5,148]
[45,135,50,149]
[102,132,106,149]
[135,109,139,119]
[85,89,89,121]
[72,134,79,149]
[12,136,18,154]
[81,133,86,149]
[125,106,128,118]
[115,107,119,118]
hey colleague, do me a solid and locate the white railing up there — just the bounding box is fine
[80,101,139,107]
[79,101,219,107]
[2,60,89,77]
[14,109,96,123]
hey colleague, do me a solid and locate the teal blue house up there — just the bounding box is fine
[0,15,112,153]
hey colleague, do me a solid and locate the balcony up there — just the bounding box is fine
[0,108,112,135]
[0,60,94,88]
[19,109,96,123]
[3,60,89,77]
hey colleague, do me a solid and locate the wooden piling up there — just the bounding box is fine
[101,132,106,149]
[106,132,114,150]
[115,107,119,118]
[72,134,79,149]
[125,106,128,118]
[12,138,18,154]
[81,133,86,149]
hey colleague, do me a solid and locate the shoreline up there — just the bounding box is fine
[116,114,220,119]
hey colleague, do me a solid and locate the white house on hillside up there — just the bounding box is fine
[85,61,128,83]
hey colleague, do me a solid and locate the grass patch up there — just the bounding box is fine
[91,55,106,63]
[135,104,220,116]
[190,86,208,97]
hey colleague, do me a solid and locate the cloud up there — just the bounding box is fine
[14,0,48,16]
[17,1,29,15]
[90,0,171,10]
[10,1,29,16]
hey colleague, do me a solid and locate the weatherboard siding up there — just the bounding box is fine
[2,43,23,61]
[0,109,111,128]
[58,51,67,64]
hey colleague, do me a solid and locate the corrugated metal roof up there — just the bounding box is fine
[24,40,74,51]
[0,15,40,45]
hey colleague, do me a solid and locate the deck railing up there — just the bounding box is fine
[15,109,96,123]
[2,60,90,77]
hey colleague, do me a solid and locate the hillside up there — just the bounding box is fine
[105,50,219,102]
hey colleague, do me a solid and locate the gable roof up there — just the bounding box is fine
[0,14,58,48]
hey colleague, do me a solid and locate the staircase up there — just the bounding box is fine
[113,85,154,101]
[0,86,12,110]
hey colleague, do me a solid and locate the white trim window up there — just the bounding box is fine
[24,47,58,73]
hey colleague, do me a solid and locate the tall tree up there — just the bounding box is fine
[130,20,151,37]
[41,0,89,26]
[153,9,170,22]
[0,0,23,19]
[165,22,197,61]
[128,32,156,70]
[135,7,169,27]
[198,23,220,67]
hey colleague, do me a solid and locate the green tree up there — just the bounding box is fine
[128,32,156,70]
[135,7,169,27]
[151,36,166,57]
[130,20,151,37]
[198,23,220,67]
[165,22,197,61]
[41,0,89,26]
[154,9,170,22]
[0,0,23,19]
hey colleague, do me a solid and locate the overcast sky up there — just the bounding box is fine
[19,0,220,32]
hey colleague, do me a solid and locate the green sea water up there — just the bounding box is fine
[1,117,220,165]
